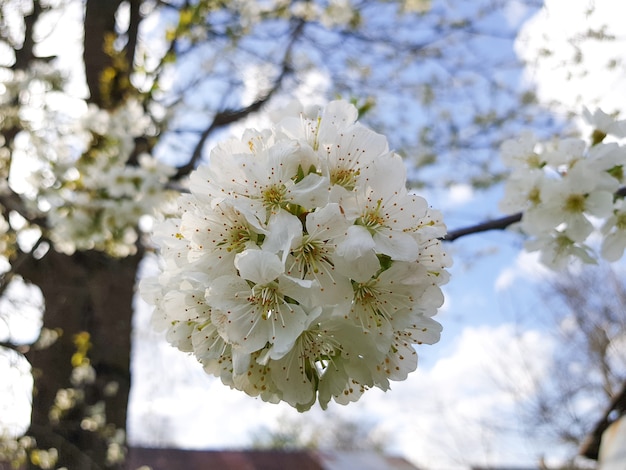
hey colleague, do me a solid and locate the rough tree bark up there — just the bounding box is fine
[20,251,142,470]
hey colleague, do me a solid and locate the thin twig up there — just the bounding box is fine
[0,340,30,354]
[442,212,522,242]
[172,19,305,180]
[444,186,626,242]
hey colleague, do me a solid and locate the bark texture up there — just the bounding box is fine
[83,0,125,108]
[21,250,141,469]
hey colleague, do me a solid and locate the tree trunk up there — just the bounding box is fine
[20,249,141,469]
[83,0,125,108]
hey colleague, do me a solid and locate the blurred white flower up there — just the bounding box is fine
[583,107,626,139]
[522,165,613,242]
[321,0,356,28]
[601,199,626,262]
[525,232,596,270]
[499,108,626,268]
[499,131,542,170]
[39,100,176,257]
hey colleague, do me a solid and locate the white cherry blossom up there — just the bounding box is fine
[522,166,613,242]
[142,100,449,410]
[499,109,626,269]
[582,107,626,139]
[525,232,596,270]
[206,250,314,358]
[499,131,543,169]
[34,99,176,256]
[601,199,626,262]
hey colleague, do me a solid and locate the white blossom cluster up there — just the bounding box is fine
[291,0,355,28]
[0,63,65,195]
[39,100,176,257]
[1,65,175,258]
[141,100,450,411]
[499,108,626,269]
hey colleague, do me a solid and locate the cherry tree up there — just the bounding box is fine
[0,0,623,468]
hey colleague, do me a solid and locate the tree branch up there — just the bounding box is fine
[172,99,273,180]
[0,191,46,227]
[442,212,522,242]
[580,379,626,460]
[172,19,305,180]
[0,237,47,302]
[13,0,45,70]
[125,0,142,71]
[0,340,30,355]
[444,186,626,242]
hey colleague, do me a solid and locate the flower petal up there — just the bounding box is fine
[235,249,284,285]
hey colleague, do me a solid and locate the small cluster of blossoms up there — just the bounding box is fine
[38,100,176,257]
[1,64,175,257]
[233,0,356,29]
[290,0,355,28]
[141,100,450,411]
[499,108,626,269]
[0,63,64,194]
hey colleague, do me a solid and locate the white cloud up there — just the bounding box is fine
[425,184,475,212]
[446,184,474,208]
[494,267,515,292]
[327,324,555,469]
[495,250,554,292]
[517,1,626,116]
